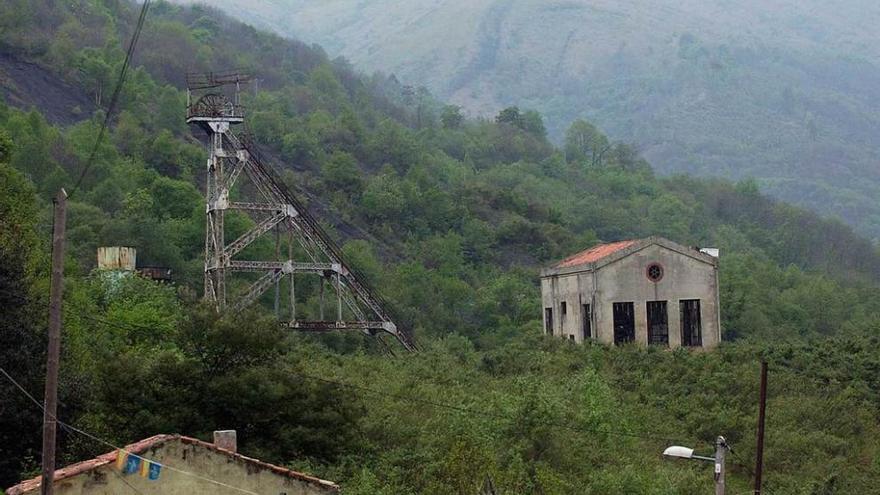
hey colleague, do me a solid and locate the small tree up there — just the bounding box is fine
[565,119,611,167]
[495,106,524,129]
[441,105,464,129]
[522,110,546,138]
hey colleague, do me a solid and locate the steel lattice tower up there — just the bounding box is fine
[186,71,415,351]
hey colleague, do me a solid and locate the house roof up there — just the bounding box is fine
[554,240,639,268]
[543,236,717,277]
[6,434,339,494]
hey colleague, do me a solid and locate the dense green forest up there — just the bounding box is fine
[180,0,880,241]
[1,1,879,493]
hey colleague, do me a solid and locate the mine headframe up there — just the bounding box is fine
[186,71,416,352]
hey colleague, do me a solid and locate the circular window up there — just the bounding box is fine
[646,263,664,282]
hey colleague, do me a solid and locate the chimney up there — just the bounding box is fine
[213,430,237,453]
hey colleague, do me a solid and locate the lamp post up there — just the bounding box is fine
[663,436,728,495]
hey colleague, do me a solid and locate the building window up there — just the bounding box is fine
[646,301,669,346]
[582,304,591,340]
[569,335,575,342]
[680,299,702,346]
[646,263,664,282]
[560,301,566,332]
[544,308,553,335]
[613,302,635,344]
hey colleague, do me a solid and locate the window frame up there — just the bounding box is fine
[646,300,669,346]
[646,263,664,283]
[680,299,703,347]
[613,302,636,344]
[582,303,592,341]
[544,307,553,335]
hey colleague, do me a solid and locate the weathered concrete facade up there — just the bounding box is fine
[540,237,721,349]
[7,434,338,495]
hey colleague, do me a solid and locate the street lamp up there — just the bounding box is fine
[663,436,729,495]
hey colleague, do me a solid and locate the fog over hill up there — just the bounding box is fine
[172,0,880,240]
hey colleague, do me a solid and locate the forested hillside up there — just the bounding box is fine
[173,0,880,241]
[1,1,879,493]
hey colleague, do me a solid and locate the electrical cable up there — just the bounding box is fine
[108,466,148,495]
[70,0,152,197]
[0,366,261,495]
[0,287,763,454]
[3,288,695,445]
[3,285,833,494]
[729,448,775,495]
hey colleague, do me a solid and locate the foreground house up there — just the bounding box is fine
[540,237,721,349]
[6,431,338,495]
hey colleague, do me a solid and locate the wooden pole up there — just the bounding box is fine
[754,361,768,494]
[41,189,67,495]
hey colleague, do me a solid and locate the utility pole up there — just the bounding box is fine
[714,435,727,495]
[754,361,768,494]
[41,189,67,495]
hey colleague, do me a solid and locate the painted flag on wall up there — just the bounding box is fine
[123,454,141,475]
[139,459,162,480]
[115,450,127,471]
[148,461,162,481]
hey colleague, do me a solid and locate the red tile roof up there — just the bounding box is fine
[6,434,339,494]
[555,240,638,268]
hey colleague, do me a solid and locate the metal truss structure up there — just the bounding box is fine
[186,72,416,351]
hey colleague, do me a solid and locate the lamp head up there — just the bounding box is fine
[663,446,695,459]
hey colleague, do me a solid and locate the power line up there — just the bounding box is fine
[108,466,147,495]
[2,286,817,490]
[0,288,755,452]
[729,448,776,495]
[3,287,697,445]
[70,0,152,197]
[0,366,261,495]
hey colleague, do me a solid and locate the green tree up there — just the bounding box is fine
[75,47,114,105]
[0,163,43,488]
[321,151,363,195]
[440,105,464,129]
[495,106,524,128]
[565,119,611,167]
[522,110,546,138]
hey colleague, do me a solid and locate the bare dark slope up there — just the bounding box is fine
[0,50,95,125]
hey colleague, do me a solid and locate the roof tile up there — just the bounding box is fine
[555,240,638,268]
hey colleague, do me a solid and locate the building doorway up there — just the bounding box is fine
[646,301,668,346]
[544,308,553,335]
[582,304,591,341]
[680,299,702,346]
[613,302,635,344]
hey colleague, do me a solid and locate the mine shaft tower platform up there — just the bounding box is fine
[187,71,415,351]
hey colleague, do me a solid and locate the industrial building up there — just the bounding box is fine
[540,237,721,349]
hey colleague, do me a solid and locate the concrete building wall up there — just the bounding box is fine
[541,243,720,350]
[22,439,333,495]
[541,272,595,343]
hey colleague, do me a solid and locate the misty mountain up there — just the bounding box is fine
[170,0,880,241]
